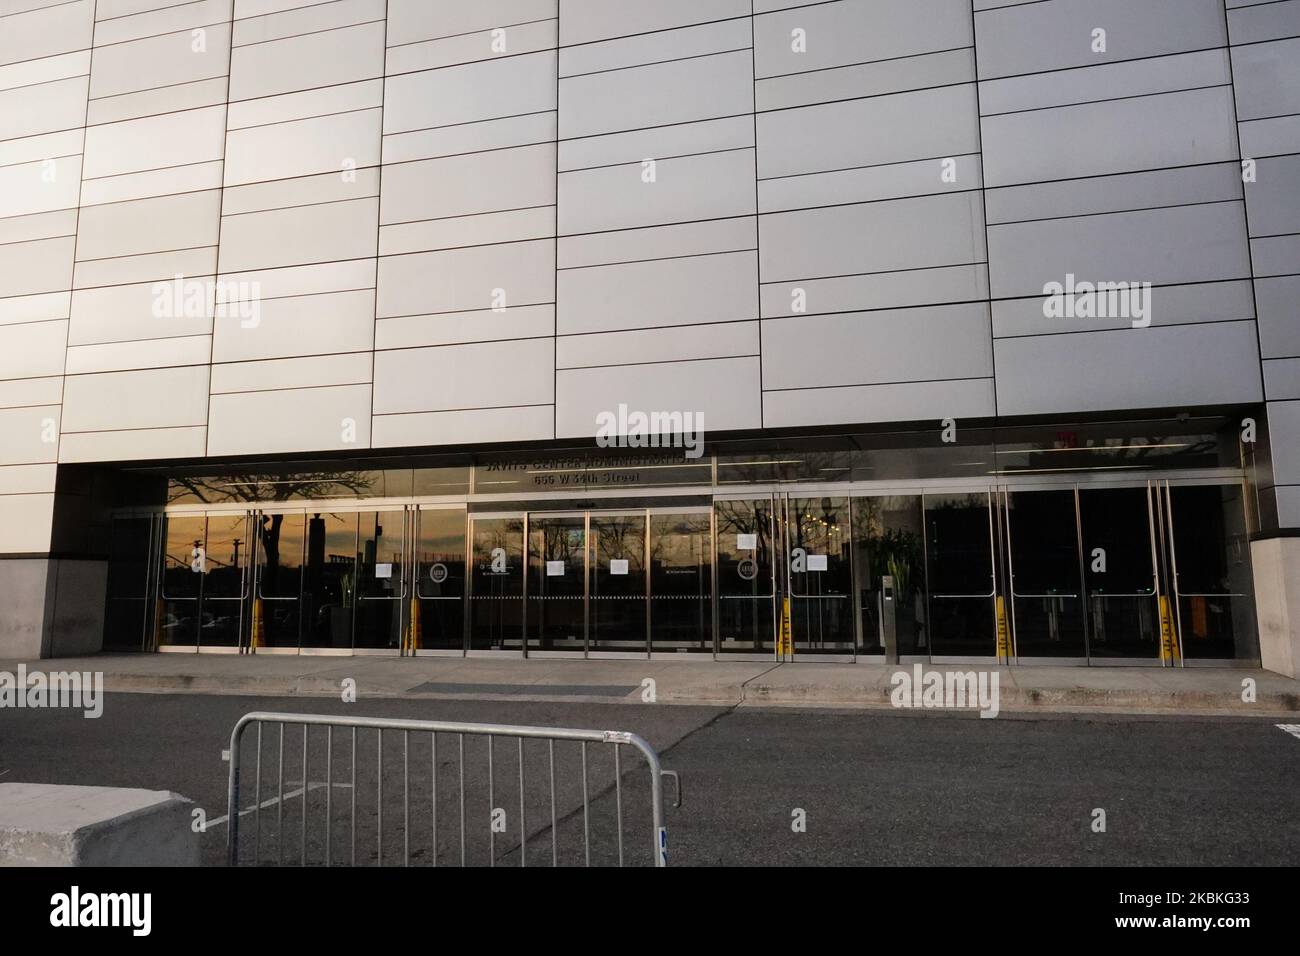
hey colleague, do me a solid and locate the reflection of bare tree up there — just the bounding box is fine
[473,519,523,581]
[649,515,709,599]
[168,472,378,505]
[543,526,581,565]
[170,473,377,578]
[593,517,643,574]
[715,501,771,568]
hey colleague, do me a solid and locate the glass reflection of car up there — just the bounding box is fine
[160,610,217,641]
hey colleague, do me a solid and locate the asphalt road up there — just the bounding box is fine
[1,694,1298,866]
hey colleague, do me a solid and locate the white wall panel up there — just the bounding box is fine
[373,339,555,415]
[61,366,211,432]
[558,252,757,335]
[207,383,372,455]
[556,357,761,438]
[377,241,555,318]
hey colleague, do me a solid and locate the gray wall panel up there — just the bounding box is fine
[982,87,1240,188]
[975,0,1226,80]
[557,252,757,335]
[762,304,994,391]
[558,150,756,236]
[757,85,979,180]
[988,203,1251,300]
[995,323,1263,417]
[555,357,761,438]
[761,193,986,284]
[389,0,556,46]
[559,0,747,47]
[559,51,753,140]
[754,0,971,78]
[384,52,557,133]
[765,379,996,429]
[1231,37,1300,120]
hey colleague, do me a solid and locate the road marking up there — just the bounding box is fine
[205,781,353,829]
[1276,724,1300,740]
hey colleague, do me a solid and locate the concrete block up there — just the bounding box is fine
[1253,537,1300,678]
[0,783,199,866]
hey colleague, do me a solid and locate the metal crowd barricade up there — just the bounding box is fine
[225,712,681,867]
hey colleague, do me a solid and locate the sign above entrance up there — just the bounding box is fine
[473,452,710,494]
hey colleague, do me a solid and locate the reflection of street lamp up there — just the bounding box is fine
[231,539,241,570]
[821,498,837,550]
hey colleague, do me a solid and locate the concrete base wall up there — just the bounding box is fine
[0,558,106,660]
[1252,537,1300,678]
[0,559,54,658]
[48,560,108,658]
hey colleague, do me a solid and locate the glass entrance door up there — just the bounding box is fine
[589,512,647,654]
[468,514,524,652]
[354,510,405,652]
[413,507,466,653]
[527,513,586,653]
[201,513,254,649]
[158,512,255,651]
[301,511,357,651]
[1077,487,1160,661]
[1160,482,1257,663]
[649,511,712,654]
[715,498,776,655]
[1003,488,1088,660]
[254,511,305,651]
[852,495,926,658]
[785,496,855,657]
[924,491,998,659]
[159,514,205,649]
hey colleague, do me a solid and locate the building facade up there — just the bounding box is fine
[1,0,1298,671]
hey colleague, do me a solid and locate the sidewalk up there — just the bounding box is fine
[3,653,1299,717]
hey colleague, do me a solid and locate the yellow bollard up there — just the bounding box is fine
[1158,595,1181,665]
[407,597,422,653]
[777,597,793,659]
[995,595,1012,661]
[250,597,264,651]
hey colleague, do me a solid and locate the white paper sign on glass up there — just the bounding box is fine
[807,554,828,572]
[375,563,393,579]
[737,533,757,550]
[546,560,565,577]
[610,559,629,576]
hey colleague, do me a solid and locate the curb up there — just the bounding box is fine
[92,673,1300,718]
